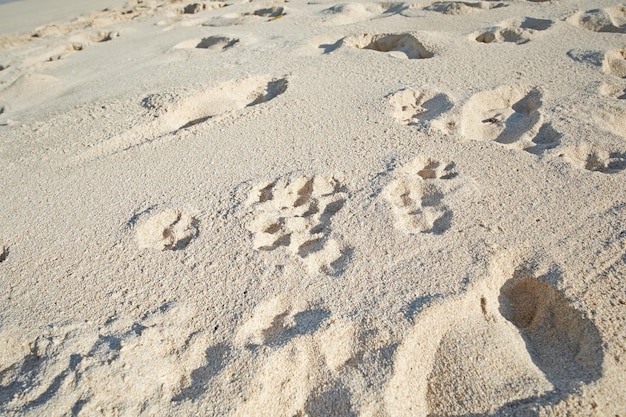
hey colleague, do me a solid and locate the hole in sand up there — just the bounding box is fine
[344,33,434,59]
[499,272,603,388]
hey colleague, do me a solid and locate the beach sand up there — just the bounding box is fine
[0,0,625,415]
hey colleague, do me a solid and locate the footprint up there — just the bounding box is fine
[567,6,626,33]
[318,2,405,25]
[135,208,199,250]
[599,82,626,100]
[0,242,7,263]
[204,6,285,26]
[253,6,286,20]
[474,17,553,44]
[234,300,360,417]
[235,296,330,348]
[524,122,562,155]
[174,35,239,51]
[559,144,626,174]
[603,49,626,78]
[387,88,453,127]
[246,175,349,274]
[70,76,288,164]
[383,157,457,235]
[424,1,506,15]
[460,85,544,148]
[182,3,207,14]
[0,303,208,415]
[385,262,603,416]
[341,33,434,60]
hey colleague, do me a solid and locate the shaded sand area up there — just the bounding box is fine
[0,0,625,415]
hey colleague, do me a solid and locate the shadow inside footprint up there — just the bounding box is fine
[585,151,626,174]
[498,272,603,391]
[520,17,553,31]
[525,123,562,155]
[0,245,7,263]
[196,36,239,50]
[172,344,230,402]
[417,94,454,122]
[305,385,356,417]
[262,309,331,348]
[495,89,542,144]
[247,78,288,106]
[344,33,433,59]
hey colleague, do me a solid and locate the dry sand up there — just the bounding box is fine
[0,0,625,415]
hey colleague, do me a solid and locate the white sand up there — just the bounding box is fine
[0,0,625,415]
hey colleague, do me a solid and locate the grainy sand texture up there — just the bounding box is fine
[0,0,625,415]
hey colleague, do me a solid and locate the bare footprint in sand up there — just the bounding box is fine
[559,143,626,174]
[603,49,626,78]
[384,157,457,235]
[385,261,603,416]
[70,75,288,164]
[567,6,626,33]
[460,85,546,149]
[474,17,553,44]
[341,33,434,60]
[424,1,506,15]
[135,208,199,250]
[387,88,453,127]
[245,175,349,275]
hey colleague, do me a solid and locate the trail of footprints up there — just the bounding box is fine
[0,261,604,416]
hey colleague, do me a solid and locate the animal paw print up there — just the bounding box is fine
[384,157,457,235]
[387,88,453,127]
[559,143,626,174]
[135,208,198,250]
[246,175,348,274]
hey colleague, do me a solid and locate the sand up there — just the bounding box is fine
[0,0,625,415]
